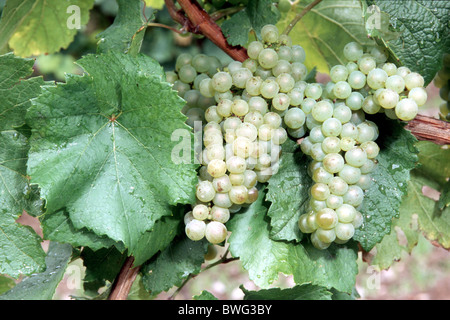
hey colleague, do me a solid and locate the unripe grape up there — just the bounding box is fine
[284,107,306,129]
[315,208,338,230]
[196,180,216,202]
[323,153,345,174]
[395,98,418,121]
[193,204,209,220]
[247,41,264,59]
[212,71,232,92]
[212,174,232,193]
[328,176,349,196]
[207,159,227,178]
[205,221,227,244]
[210,206,230,223]
[408,87,427,106]
[261,24,279,44]
[367,68,388,90]
[258,48,279,69]
[335,222,355,241]
[311,100,334,122]
[311,183,330,201]
[185,219,206,241]
[343,42,363,62]
[229,185,248,204]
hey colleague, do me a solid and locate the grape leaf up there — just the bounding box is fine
[96,0,147,55]
[221,0,280,47]
[276,0,375,75]
[266,138,312,242]
[141,237,209,295]
[193,290,218,300]
[0,0,95,57]
[227,187,358,293]
[0,53,47,279]
[40,210,120,252]
[353,117,419,251]
[26,51,198,257]
[241,283,333,300]
[143,0,164,10]
[366,0,450,85]
[0,242,72,300]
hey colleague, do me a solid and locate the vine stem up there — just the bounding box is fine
[282,0,323,35]
[164,0,249,62]
[108,256,141,300]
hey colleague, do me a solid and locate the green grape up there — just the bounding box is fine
[260,78,280,99]
[408,87,428,106]
[196,180,216,202]
[258,48,279,69]
[343,42,363,62]
[247,41,264,60]
[185,219,206,241]
[315,228,336,243]
[261,24,279,44]
[311,100,334,122]
[205,221,228,244]
[323,153,345,174]
[358,55,376,74]
[291,45,306,63]
[229,185,248,204]
[330,65,349,82]
[315,208,338,230]
[210,206,230,223]
[328,176,349,196]
[395,98,418,121]
[284,107,306,129]
[212,71,232,92]
[305,83,323,100]
[345,147,367,167]
[338,164,361,184]
[333,81,352,99]
[367,68,388,90]
[311,182,331,201]
[272,93,291,111]
[272,60,292,77]
[321,118,342,137]
[334,222,355,241]
[193,204,210,220]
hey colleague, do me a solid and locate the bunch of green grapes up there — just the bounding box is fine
[297,41,428,249]
[434,53,450,120]
[169,24,310,244]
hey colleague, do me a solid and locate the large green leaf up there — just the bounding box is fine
[0,0,95,57]
[353,117,419,251]
[0,242,72,300]
[369,142,450,269]
[0,53,46,279]
[366,0,450,85]
[227,187,358,293]
[26,52,198,257]
[277,0,375,74]
[266,139,312,242]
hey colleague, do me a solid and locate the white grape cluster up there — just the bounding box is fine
[297,42,428,249]
[325,42,427,121]
[167,24,310,244]
[434,53,450,120]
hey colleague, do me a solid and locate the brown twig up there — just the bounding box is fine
[282,0,323,35]
[108,256,141,300]
[164,0,249,62]
[405,114,450,145]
